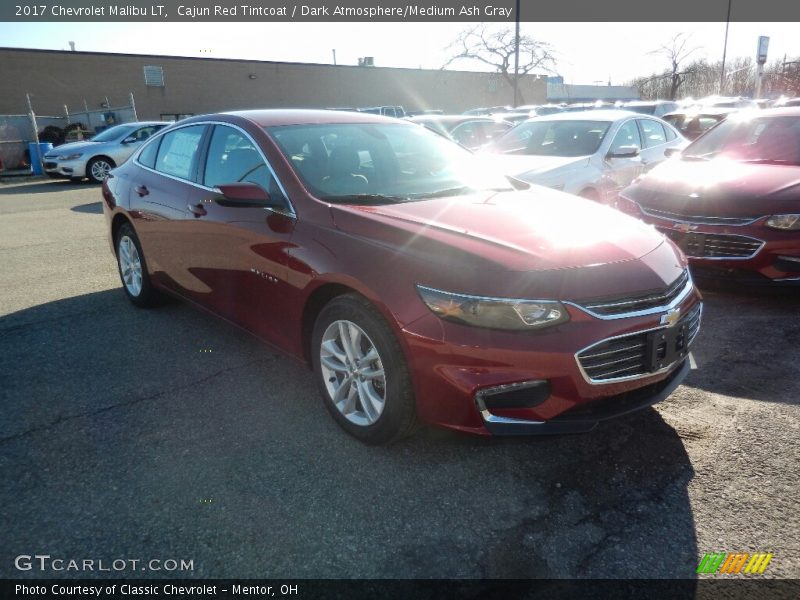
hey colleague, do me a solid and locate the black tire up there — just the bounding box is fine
[115,222,160,308]
[311,294,417,445]
[86,156,115,183]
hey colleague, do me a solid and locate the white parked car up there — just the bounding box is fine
[481,110,686,202]
[44,121,171,183]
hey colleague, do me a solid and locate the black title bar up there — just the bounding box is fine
[3,0,800,22]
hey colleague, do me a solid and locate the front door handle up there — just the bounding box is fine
[187,202,207,217]
[135,185,149,197]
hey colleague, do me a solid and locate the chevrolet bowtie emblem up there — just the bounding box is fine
[674,222,697,233]
[660,308,681,327]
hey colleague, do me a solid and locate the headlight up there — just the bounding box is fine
[765,214,800,230]
[57,153,83,160]
[416,285,569,331]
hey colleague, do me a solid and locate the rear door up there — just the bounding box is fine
[127,124,208,293]
[604,118,644,191]
[637,118,671,170]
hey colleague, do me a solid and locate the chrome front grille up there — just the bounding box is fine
[660,230,763,259]
[641,206,757,226]
[577,303,702,383]
[575,270,689,317]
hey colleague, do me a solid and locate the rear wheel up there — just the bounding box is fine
[115,222,160,307]
[312,294,417,444]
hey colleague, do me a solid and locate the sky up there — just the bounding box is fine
[0,21,798,85]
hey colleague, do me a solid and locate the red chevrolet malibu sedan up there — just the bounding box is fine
[102,110,702,444]
[618,108,800,283]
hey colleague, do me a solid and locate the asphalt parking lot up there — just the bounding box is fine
[0,178,798,580]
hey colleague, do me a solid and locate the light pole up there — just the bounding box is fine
[719,0,732,94]
[513,0,520,107]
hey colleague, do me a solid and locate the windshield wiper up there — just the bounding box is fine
[405,186,471,199]
[319,194,409,205]
[739,158,793,165]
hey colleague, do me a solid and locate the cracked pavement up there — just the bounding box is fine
[1,179,798,579]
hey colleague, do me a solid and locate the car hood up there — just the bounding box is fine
[481,154,591,177]
[624,159,800,218]
[44,140,102,156]
[330,189,684,300]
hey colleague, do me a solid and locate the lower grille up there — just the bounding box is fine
[577,303,701,382]
[661,230,763,259]
[44,161,58,169]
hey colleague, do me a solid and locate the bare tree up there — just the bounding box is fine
[650,33,701,100]
[442,25,556,105]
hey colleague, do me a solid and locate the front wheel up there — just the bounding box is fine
[86,156,115,183]
[311,294,417,444]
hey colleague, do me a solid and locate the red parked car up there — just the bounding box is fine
[618,108,800,284]
[102,110,702,444]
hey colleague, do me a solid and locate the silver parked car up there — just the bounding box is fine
[44,121,171,183]
[481,110,686,202]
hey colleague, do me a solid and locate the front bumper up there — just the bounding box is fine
[43,157,87,178]
[400,290,702,436]
[622,202,800,283]
[479,359,690,435]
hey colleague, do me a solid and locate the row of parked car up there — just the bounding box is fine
[84,100,799,444]
[411,101,800,286]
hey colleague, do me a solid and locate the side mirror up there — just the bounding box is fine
[607,145,640,159]
[664,147,681,158]
[215,182,283,209]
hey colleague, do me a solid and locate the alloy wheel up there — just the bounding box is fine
[118,235,143,297]
[320,320,386,426]
[90,159,112,181]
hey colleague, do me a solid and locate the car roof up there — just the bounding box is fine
[756,106,800,116]
[219,109,399,127]
[409,115,498,124]
[527,109,642,122]
[124,121,172,126]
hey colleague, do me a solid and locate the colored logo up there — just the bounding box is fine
[660,307,681,327]
[697,552,774,574]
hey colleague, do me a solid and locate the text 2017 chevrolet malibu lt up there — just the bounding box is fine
[102,110,702,444]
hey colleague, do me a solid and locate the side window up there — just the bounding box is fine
[154,125,205,180]
[204,126,285,200]
[451,122,480,147]
[664,123,678,141]
[638,119,667,148]
[610,120,642,152]
[131,125,162,142]
[482,122,512,143]
[137,138,160,169]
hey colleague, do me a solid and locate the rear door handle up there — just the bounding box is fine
[187,202,207,217]
[135,185,149,197]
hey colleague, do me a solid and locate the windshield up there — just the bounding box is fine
[683,115,800,165]
[266,122,513,203]
[488,120,611,157]
[90,124,137,143]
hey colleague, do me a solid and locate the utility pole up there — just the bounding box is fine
[719,0,732,94]
[26,92,43,175]
[512,0,520,107]
[755,36,769,100]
